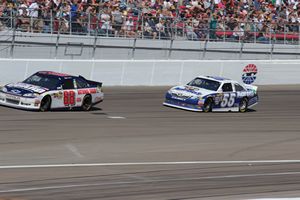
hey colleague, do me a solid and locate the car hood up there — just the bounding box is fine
[169,85,214,99]
[4,82,49,96]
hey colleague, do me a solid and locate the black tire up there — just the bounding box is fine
[40,95,51,112]
[82,95,92,111]
[203,98,213,112]
[239,98,248,113]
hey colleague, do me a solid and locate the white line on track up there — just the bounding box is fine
[1,160,300,169]
[107,116,126,119]
[1,171,300,193]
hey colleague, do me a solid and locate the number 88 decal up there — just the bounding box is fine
[64,91,75,106]
[220,93,236,107]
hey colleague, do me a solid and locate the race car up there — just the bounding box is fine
[163,76,258,112]
[0,71,104,111]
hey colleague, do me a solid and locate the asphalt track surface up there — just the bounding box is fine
[0,86,300,200]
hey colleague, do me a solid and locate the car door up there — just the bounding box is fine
[220,83,236,108]
[62,78,77,108]
[233,83,247,101]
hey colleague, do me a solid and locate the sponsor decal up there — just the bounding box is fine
[78,88,97,95]
[6,94,20,100]
[242,64,258,84]
[76,97,82,102]
[52,92,63,99]
[7,83,48,94]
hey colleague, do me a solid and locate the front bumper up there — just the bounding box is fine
[0,92,40,110]
[163,99,203,112]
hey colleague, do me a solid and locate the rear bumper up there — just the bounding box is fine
[0,92,40,110]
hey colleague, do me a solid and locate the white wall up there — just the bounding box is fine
[0,59,299,86]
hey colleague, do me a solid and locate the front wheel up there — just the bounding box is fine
[203,98,213,112]
[239,98,248,113]
[82,95,92,111]
[40,96,51,112]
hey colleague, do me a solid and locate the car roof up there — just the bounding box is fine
[197,75,232,83]
[37,71,76,78]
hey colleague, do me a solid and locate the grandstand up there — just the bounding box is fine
[0,0,299,59]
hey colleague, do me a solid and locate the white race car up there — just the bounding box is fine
[164,76,258,112]
[0,71,104,111]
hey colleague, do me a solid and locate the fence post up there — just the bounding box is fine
[270,40,274,60]
[254,22,257,44]
[239,40,244,59]
[55,8,62,59]
[50,10,53,34]
[168,38,174,59]
[92,11,101,59]
[202,39,208,59]
[284,24,287,44]
[223,20,225,42]
[69,13,72,35]
[10,9,13,28]
[88,12,91,36]
[141,14,144,39]
[131,37,137,59]
[10,15,16,58]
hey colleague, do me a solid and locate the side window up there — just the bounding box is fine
[234,83,246,92]
[62,78,74,90]
[222,83,233,92]
[75,78,89,89]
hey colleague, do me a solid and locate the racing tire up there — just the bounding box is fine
[239,98,248,113]
[82,95,92,111]
[203,98,213,113]
[40,95,51,112]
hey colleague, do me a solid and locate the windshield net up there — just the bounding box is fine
[187,78,221,91]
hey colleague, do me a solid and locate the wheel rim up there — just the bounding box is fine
[82,97,92,110]
[240,99,247,112]
[41,97,50,111]
[203,99,212,112]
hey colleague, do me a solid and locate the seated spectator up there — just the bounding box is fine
[111,6,123,36]
[155,19,167,39]
[124,16,135,37]
[186,22,198,40]
[231,24,245,41]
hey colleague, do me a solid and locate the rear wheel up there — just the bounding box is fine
[203,98,213,112]
[239,98,248,113]
[40,96,51,112]
[82,95,92,111]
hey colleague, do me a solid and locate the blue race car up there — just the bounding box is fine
[163,76,258,112]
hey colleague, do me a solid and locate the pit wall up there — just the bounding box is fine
[0,59,299,86]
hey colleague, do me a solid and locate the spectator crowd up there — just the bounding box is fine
[0,0,299,41]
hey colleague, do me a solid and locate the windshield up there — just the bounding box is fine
[23,74,61,90]
[187,78,221,91]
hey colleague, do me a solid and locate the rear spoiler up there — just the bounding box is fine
[245,84,258,94]
[79,76,102,87]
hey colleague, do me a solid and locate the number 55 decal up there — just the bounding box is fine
[220,93,236,107]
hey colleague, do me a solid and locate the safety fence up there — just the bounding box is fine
[1,10,299,45]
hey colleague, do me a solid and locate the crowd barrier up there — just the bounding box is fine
[0,59,299,86]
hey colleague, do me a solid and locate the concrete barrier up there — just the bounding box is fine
[0,59,299,86]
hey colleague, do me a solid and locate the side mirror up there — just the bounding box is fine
[57,86,63,90]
